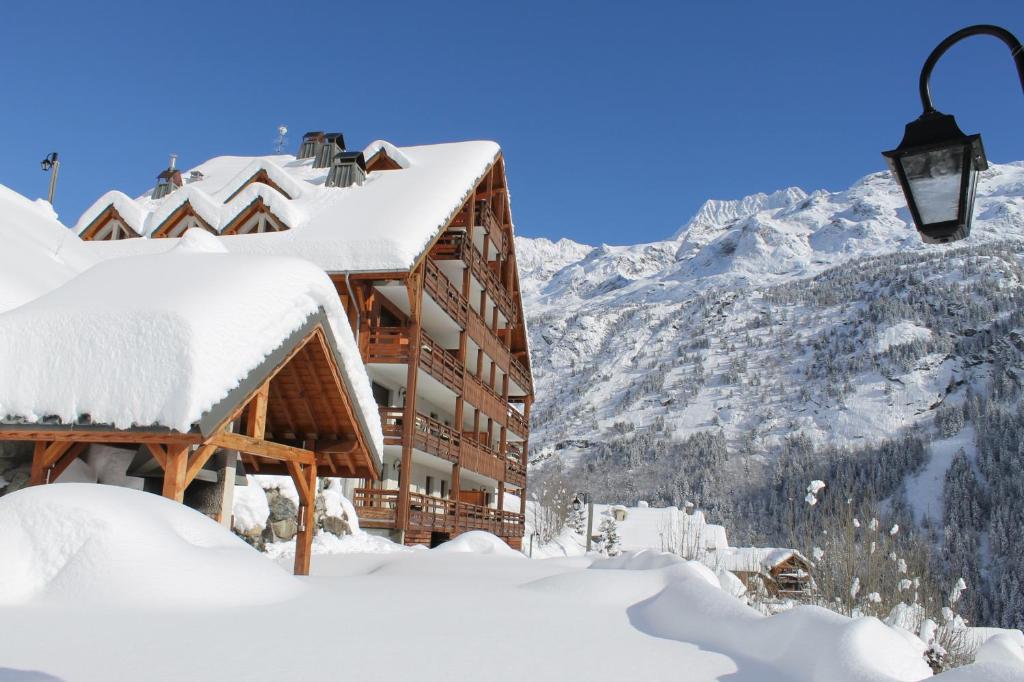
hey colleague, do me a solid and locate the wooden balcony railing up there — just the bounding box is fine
[365,327,410,364]
[352,488,398,528]
[464,371,508,429]
[379,407,460,463]
[508,355,532,396]
[506,406,529,439]
[475,201,507,258]
[461,437,505,481]
[419,333,463,396]
[424,259,468,327]
[505,458,526,488]
[432,233,516,325]
[467,309,510,370]
[366,327,463,396]
[354,489,526,538]
[408,492,457,532]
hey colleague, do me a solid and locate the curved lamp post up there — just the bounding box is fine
[883,24,1024,244]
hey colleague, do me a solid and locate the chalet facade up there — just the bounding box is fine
[74,134,533,548]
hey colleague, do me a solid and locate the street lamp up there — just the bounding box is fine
[882,24,1024,245]
[40,152,60,205]
[572,492,595,552]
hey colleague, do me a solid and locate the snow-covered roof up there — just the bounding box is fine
[712,547,812,573]
[76,140,501,273]
[0,229,383,464]
[0,184,94,313]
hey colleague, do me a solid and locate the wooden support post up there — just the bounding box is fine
[397,268,423,537]
[29,442,47,486]
[291,463,318,576]
[162,445,189,503]
[498,481,505,513]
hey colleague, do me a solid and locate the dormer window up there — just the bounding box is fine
[152,154,182,200]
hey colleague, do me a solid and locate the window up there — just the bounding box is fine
[426,476,434,496]
[440,480,448,498]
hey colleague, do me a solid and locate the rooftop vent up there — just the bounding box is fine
[313,132,347,169]
[152,154,183,200]
[187,170,205,184]
[325,151,367,188]
[297,131,325,160]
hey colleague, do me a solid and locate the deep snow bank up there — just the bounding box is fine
[432,530,524,557]
[628,560,932,681]
[0,484,300,608]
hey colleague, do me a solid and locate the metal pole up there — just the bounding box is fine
[585,495,594,552]
[47,154,60,204]
[917,24,1024,115]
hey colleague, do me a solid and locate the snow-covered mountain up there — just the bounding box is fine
[519,162,1024,458]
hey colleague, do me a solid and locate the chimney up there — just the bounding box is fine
[325,150,367,189]
[297,131,326,160]
[313,132,346,169]
[187,170,205,184]
[152,154,183,200]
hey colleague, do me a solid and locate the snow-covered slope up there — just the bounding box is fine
[519,162,1024,458]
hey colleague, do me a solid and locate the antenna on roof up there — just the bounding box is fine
[274,125,288,153]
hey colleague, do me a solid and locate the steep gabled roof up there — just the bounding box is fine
[76,140,501,273]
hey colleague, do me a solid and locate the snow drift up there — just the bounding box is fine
[432,530,524,557]
[628,560,933,681]
[0,483,300,608]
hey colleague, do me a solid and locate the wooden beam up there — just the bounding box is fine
[29,441,48,485]
[0,430,200,445]
[291,462,317,576]
[49,443,88,482]
[162,445,189,502]
[145,443,168,470]
[185,443,219,487]
[209,431,315,465]
[244,383,269,439]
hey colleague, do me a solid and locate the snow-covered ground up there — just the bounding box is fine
[3,484,1022,681]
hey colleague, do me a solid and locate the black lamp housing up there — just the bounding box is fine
[883,111,987,244]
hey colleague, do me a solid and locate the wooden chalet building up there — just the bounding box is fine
[75,134,533,548]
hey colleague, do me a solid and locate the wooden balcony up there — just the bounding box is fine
[366,327,463,396]
[352,488,398,529]
[505,456,526,489]
[464,370,508,429]
[353,488,525,538]
[467,309,510,371]
[461,437,505,481]
[432,233,516,325]
[475,201,507,259]
[422,259,532,398]
[379,407,460,464]
[424,259,468,327]
[506,405,529,439]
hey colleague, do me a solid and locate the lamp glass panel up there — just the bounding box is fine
[901,145,965,225]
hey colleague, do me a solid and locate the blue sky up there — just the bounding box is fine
[1,1,1022,245]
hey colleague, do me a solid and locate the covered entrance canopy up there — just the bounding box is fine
[0,231,383,575]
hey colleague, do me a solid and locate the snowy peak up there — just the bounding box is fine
[673,187,808,240]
